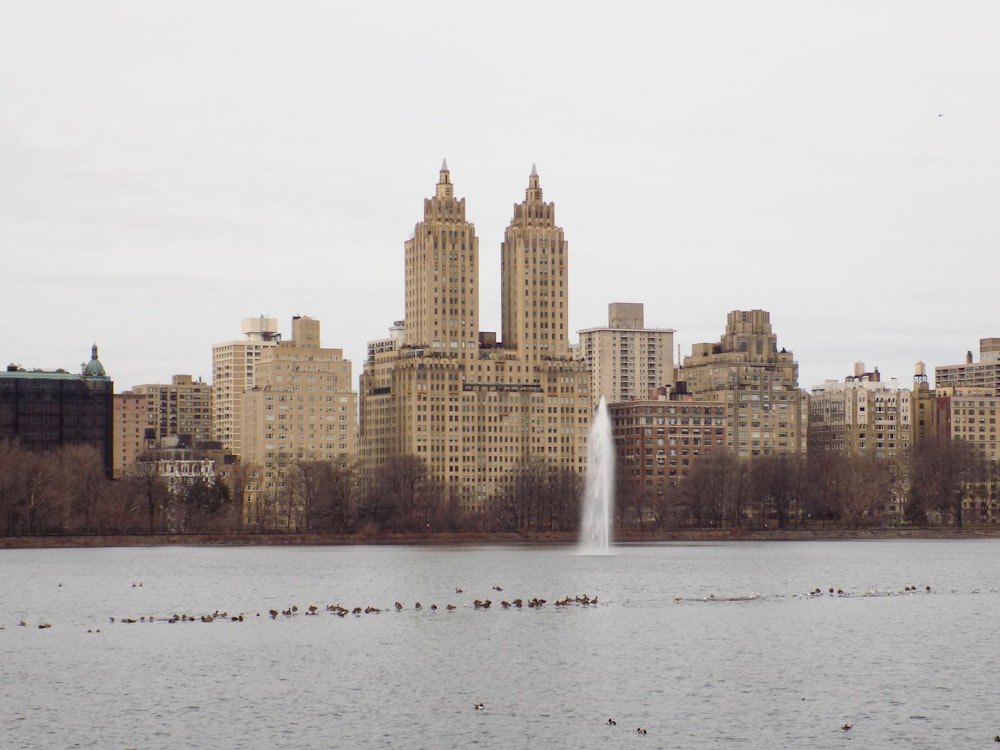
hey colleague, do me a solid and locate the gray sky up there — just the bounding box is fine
[2,1,998,393]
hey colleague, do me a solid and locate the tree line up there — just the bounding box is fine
[0,440,235,535]
[622,437,998,531]
[1,436,996,536]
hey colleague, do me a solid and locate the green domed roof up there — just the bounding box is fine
[83,343,107,378]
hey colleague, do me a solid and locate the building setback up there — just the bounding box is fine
[0,345,114,476]
[679,310,807,458]
[359,163,591,513]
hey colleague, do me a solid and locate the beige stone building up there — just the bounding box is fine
[936,385,1000,462]
[112,391,153,478]
[359,163,591,513]
[579,302,674,409]
[808,363,913,461]
[935,338,1000,390]
[241,315,357,528]
[129,374,213,447]
[211,316,280,458]
[679,309,807,457]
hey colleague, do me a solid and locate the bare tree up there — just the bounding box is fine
[750,453,806,529]
[57,444,108,533]
[132,452,171,533]
[836,454,895,527]
[909,437,983,527]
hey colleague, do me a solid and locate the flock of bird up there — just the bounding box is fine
[0,582,602,632]
[674,584,935,604]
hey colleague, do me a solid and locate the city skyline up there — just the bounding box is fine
[3,2,998,392]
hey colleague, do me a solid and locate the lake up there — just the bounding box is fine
[2,540,999,749]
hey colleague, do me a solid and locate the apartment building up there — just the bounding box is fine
[129,374,213,446]
[112,391,152,478]
[211,316,280,458]
[935,338,1000,390]
[609,394,728,498]
[359,163,591,513]
[808,362,913,461]
[679,309,807,457]
[579,302,674,409]
[241,315,357,528]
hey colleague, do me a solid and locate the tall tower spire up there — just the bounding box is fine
[500,165,570,360]
[403,162,479,352]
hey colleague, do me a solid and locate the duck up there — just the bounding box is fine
[841,724,852,731]
[446,604,456,610]
[636,727,647,735]
[607,718,617,726]
[474,703,485,711]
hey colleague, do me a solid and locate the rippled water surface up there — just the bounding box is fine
[3,540,1000,749]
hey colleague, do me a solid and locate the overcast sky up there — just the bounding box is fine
[2,2,998,393]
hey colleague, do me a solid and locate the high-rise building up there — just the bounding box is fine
[0,345,114,475]
[579,303,675,408]
[211,316,280,458]
[128,374,213,447]
[935,338,1000,390]
[501,165,571,362]
[808,363,913,461]
[242,315,357,528]
[679,310,807,457]
[359,163,591,512]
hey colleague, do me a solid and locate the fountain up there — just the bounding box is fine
[579,396,614,554]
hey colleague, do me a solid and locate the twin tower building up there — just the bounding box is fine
[360,162,591,512]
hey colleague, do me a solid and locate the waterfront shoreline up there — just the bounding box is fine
[4,526,1000,549]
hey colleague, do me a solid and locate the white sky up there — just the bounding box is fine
[2,1,998,393]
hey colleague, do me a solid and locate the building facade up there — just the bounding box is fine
[679,310,807,458]
[359,163,591,513]
[242,315,357,528]
[609,395,728,497]
[211,316,280,458]
[128,374,213,447]
[935,338,1000,390]
[579,302,675,409]
[0,345,114,475]
[808,363,914,461]
[112,391,153,478]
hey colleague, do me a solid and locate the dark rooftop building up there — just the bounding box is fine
[0,344,114,476]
